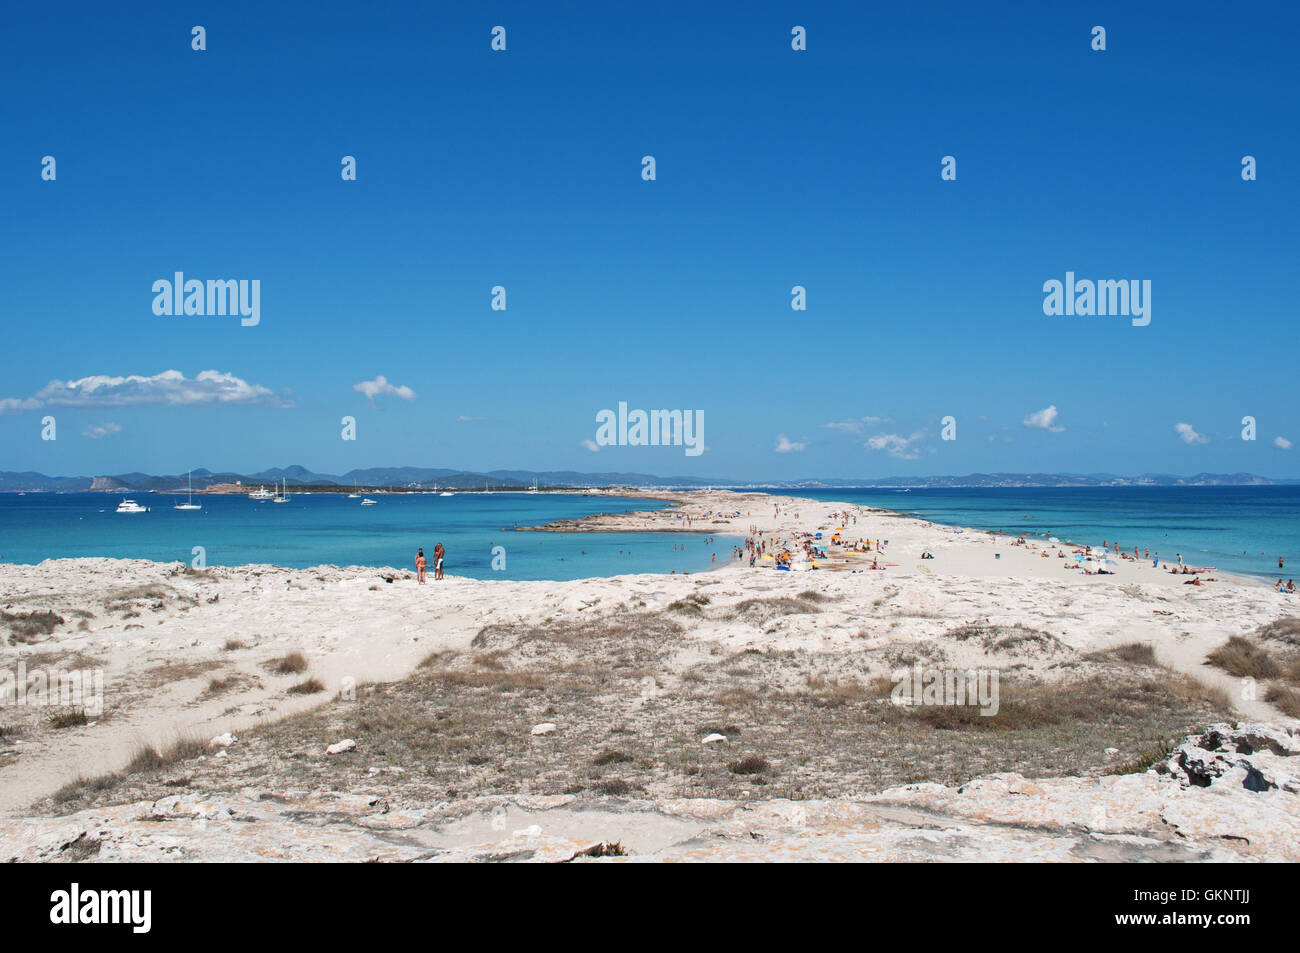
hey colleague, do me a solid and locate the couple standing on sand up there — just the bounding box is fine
[415,543,444,583]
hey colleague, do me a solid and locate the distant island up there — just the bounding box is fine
[0,466,1295,493]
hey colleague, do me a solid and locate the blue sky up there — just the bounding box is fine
[2,1,1297,480]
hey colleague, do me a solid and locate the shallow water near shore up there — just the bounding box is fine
[760,486,1300,581]
[0,492,740,580]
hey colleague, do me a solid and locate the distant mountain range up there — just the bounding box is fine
[0,467,1296,492]
[781,472,1294,488]
[0,466,724,492]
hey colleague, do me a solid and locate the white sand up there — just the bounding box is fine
[0,490,1294,816]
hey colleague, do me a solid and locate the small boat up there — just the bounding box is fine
[360,498,378,506]
[116,499,149,514]
[273,478,290,503]
[249,485,274,501]
[440,491,454,497]
[174,470,201,511]
[528,479,539,493]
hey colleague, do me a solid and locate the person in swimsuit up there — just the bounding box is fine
[415,548,427,584]
[433,542,445,580]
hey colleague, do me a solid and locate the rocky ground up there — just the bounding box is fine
[3,723,1296,862]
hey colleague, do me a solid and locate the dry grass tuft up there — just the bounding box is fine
[267,652,309,675]
[137,659,225,690]
[287,677,325,695]
[125,738,206,774]
[1257,617,1300,647]
[1108,642,1157,666]
[1105,737,1175,775]
[1205,636,1279,679]
[202,673,255,698]
[1265,683,1300,718]
[2,610,64,644]
[20,650,103,671]
[945,622,1065,657]
[48,710,88,730]
[576,841,627,858]
[727,596,823,625]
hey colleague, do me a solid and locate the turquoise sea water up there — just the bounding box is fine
[760,486,1299,581]
[0,492,740,581]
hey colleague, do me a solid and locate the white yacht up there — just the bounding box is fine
[439,491,454,497]
[116,499,149,514]
[174,470,201,511]
[273,478,290,503]
[249,485,274,501]
[360,497,378,506]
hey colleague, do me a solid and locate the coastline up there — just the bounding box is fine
[2,489,1297,860]
[517,489,1270,588]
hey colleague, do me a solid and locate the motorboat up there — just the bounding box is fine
[249,485,274,501]
[360,498,378,506]
[116,499,149,514]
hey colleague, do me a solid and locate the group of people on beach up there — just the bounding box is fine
[738,509,884,571]
[414,543,444,583]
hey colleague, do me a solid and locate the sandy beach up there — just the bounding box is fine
[2,490,1298,861]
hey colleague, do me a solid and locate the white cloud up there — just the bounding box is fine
[1,370,285,412]
[353,375,416,403]
[1174,422,1209,445]
[1275,436,1293,450]
[825,416,887,434]
[866,432,924,460]
[1023,405,1065,432]
[775,435,806,453]
[0,397,41,414]
[581,438,599,453]
[83,422,122,439]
